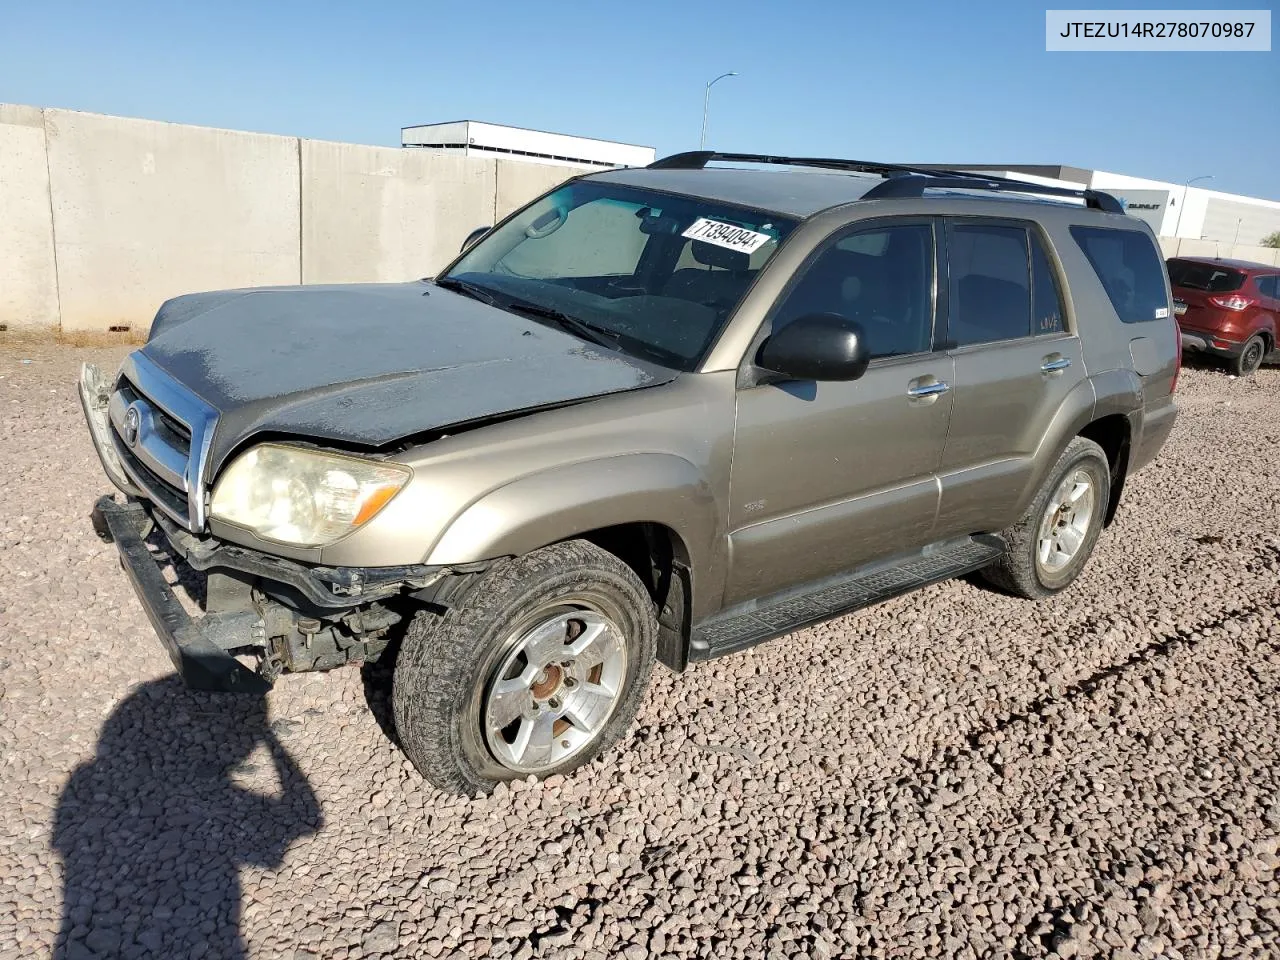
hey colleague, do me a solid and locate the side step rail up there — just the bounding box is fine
[690,535,1004,660]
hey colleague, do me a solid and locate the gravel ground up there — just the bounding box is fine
[1,342,1278,960]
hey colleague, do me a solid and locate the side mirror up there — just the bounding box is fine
[461,226,491,253]
[756,313,870,382]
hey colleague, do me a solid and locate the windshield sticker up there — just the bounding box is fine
[1154,306,1170,319]
[682,218,773,254]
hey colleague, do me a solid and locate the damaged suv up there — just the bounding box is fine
[80,152,1179,795]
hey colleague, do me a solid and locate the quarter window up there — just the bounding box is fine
[1070,226,1169,323]
[1031,233,1066,335]
[769,223,935,360]
[947,224,1032,345]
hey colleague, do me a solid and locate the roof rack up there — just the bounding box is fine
[646,151,1125,214]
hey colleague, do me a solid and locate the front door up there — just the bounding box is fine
[724,219,954,607]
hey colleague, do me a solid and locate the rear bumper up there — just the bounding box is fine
[94,496,271,692]
[1178,328,1244,358]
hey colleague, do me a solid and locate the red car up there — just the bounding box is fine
[1168,256,1280,376]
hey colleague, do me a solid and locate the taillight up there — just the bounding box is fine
[1209,294,1254,311]
[1171,323,1181,394]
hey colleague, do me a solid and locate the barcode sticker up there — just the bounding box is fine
[681,218,773,254]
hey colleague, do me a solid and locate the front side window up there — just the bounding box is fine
[947,223,1032,345]
[445,180,797,371]
[769,223,935,359]
[1071,226,1169,323]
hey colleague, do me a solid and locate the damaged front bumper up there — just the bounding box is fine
[81,359,462,691]
[91,494,448,692]
[94,496,273,692]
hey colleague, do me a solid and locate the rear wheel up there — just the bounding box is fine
[1233,335,1266,376]
[981,437,1110,600]
[392,540,657,795]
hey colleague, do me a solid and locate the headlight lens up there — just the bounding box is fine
[210,444,411,547]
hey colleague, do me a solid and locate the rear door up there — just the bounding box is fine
[932,219,1086,538]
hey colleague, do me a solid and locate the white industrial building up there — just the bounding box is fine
[945,164,1280,246]
[401,120,655,169]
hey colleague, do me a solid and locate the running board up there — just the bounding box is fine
[690,534,1005,660]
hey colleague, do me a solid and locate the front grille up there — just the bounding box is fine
[118,379,192,445]
[107,355,218,531]
[109,424,190,520]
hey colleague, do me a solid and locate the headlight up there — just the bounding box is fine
[210,444,411,547]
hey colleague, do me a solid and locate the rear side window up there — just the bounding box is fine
[1071,226,1169,323]
[947,224,1031,345]
[1167,258,1246,293]
[1031,233,1066,335]
[1255,275,1278,299]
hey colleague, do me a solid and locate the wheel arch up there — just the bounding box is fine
[1013,371,1139,529]
[424,454,720,670]
[1077,413,1132,527]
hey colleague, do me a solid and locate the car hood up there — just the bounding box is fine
[140,282,678,474]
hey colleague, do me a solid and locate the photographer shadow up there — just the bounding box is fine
[52,676,321,959]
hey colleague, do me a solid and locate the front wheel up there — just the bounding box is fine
[392,540,658,795]
[980,436,1111,600]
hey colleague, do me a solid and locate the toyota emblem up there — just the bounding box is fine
[123,404,141,447]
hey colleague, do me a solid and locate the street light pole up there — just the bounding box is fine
[1173,174,1213,238]
[700,71,738,150]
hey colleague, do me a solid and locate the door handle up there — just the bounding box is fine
[1041,356,1072,373]
[907,380,950,398]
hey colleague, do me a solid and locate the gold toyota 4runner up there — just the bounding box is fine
[80,152,1179,795]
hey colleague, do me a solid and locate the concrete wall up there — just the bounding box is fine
[494,159,580,220]
[1,104,585,334]
[0,105,59,331]
[44,109,302,332]
[301,141,498,283]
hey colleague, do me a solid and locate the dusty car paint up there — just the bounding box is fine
[142,282,678,474]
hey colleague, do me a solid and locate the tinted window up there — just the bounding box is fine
[1031,233,1065,335]
[1166,258,1246,293]
[948,224,1031,345]
[770,223,934,359]
[1255,275,1278,299]
[1071,226,1169,323]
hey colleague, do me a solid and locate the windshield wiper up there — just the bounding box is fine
[438,278,626,353]
[435,276,498,305]
[503,300,623,351]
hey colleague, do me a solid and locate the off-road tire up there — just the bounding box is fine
[392,540,658,796]
[980,436,1111,600]
[1233,335,1266,377]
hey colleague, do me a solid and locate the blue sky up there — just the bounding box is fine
[2,0,1276,198]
